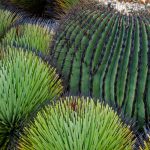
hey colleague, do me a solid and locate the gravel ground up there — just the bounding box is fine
[97,0,150,15]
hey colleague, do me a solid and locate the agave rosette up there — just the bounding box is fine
[0,9,18,39]
[0,46,63,148]
[19,97,135,150]
[1,0,82,19]
[2,23,54,55]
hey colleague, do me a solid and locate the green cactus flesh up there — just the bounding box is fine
[51,5,150,127]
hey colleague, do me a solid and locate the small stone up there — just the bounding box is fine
[96,0,150,15]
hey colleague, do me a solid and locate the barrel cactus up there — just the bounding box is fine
[0,46,62,149]
[18,97,135,150]
[2,23,53,55]
[51,3,150,127]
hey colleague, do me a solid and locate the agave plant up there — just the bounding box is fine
[51,2,150,127]
[45,0,81,18]
[2,23,54,55]
[0,46,63,149]
[19,97,135,150]
[2,0,46,16]
[0,9,17,40]
[140,135,150,150]
[1,0,81,19]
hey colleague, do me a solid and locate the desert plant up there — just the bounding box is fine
[2,23,54,55]
[0,9,17,40]
[142,140,150,150]
[45,0,81,18]
[0,46,63,149]
[139,135,150,150]
[18,97,135,150]
[1,0,46,16]
[1,0,81,19]
[51,3,150,128]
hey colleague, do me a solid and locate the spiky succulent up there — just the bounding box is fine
[51,2,150,127]
[2,23,53,55]
[0,9,17,40]
[18,97,135,150]
[2,0,46,16]
[140,135,150,150]
[0,46,63,148]
[45,0,81,18]
[1,0,81,18]
[142,141,150,150]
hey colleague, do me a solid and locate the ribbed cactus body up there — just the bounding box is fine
[51,5,150,127]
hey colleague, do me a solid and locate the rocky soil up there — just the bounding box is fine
[98,0,150,15]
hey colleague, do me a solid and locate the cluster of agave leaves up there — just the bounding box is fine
[0,0,81,19]
[0,0,150,150]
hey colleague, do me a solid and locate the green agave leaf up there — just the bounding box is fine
[19,97,135,150]
[140,135,150,150]
[0,46,63,148]
[5,0,46,15]
[1,0,81,19]
[2,23,54,55]
[45,0,81,18]
[0,9,17,40]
